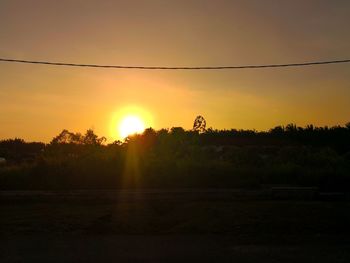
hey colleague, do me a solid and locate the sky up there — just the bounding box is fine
[1,0,350,142]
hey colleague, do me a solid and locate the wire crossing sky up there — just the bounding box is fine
[1,58,350,70]
[1,0,350,142]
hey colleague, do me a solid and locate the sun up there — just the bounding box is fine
[109,105,153,141]
[118,115,145,139]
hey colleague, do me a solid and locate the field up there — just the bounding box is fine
[1,190,350,262]
[1,126,350,261]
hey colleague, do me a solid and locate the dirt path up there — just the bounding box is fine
[2,235,350,263]
[1,192,350,262]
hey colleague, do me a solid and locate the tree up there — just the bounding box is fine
[51,129,73,144]
[83,129,106,145]
[285,123,297,133]
[50,129,106,145]
[269,126,284,135]
[193,115,206,133]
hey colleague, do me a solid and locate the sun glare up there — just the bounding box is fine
[119,115,145,139]
[110,106,153,141]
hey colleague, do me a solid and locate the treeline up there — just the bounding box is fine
[0,124,350,190]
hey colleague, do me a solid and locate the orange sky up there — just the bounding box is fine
[1,0,350,142]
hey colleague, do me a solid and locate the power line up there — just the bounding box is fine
[0,57,350,70]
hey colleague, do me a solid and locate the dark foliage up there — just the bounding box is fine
[1,124,350,191]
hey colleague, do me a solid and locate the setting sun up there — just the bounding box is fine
[110,105,153,141]
[119,115,145,139]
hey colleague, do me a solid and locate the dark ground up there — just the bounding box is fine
[1,190,350,262]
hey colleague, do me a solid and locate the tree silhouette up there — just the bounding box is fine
[193,115,206,133]
[83,129,106,145]
[51,129,106,145]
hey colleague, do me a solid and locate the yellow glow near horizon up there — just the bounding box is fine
[110,106,154,140]
[119,115,145,138]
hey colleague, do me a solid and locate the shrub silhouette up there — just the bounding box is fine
[1,123,350,190]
